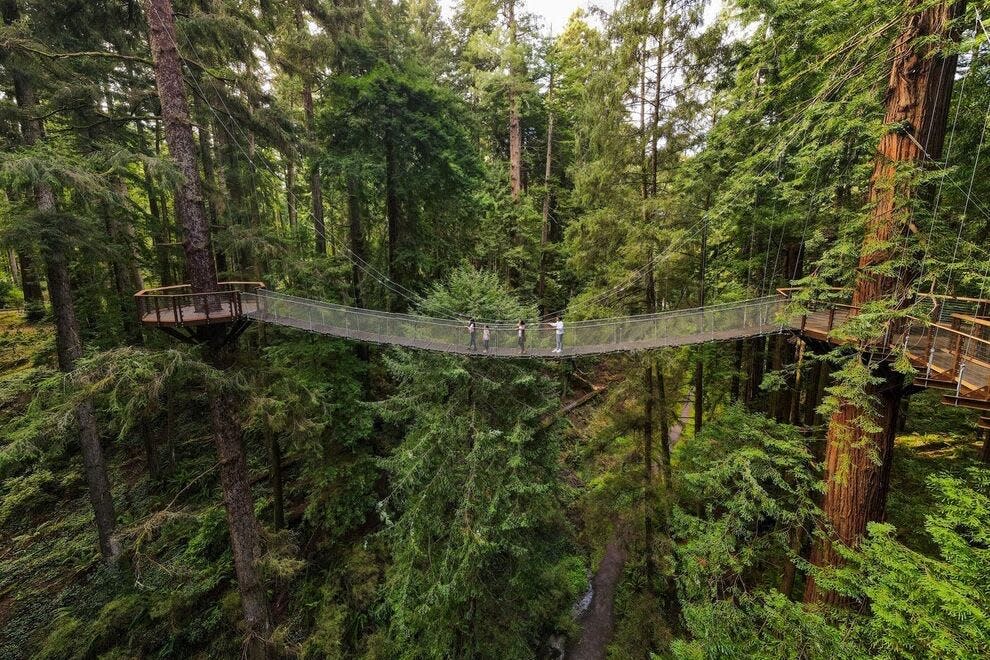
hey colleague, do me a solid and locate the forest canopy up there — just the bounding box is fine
[1,0,989,658]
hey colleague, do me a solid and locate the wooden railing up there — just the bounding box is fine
[777,287,990,403]
[134,281,264,326]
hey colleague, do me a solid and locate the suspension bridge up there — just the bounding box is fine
[134,282,990,426]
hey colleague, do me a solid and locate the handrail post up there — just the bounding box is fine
[952,335,963,378]
[827,307,835,332]
[955,364,966,400]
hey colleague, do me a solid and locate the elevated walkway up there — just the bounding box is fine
[134,284,990,418]
[241,290,786,357]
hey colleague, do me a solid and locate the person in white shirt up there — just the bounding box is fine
[551,316,564,353]
[482,324,491,353]
[467,319,477,351]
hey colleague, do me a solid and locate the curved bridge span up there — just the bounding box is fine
[242,290,786,358]
[134,283,990,424]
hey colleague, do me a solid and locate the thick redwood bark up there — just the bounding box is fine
[805,369,903,605]
[143,0,217,295]
[980,430,990,464]
[852,2,964,306]
[506,0,522,199]
[805,0,965,606]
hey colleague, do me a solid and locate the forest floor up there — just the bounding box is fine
[567,398,693,659]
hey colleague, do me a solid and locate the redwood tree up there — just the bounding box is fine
[506,0,522,199]
[804,0,966,605]
[142,0,272,651]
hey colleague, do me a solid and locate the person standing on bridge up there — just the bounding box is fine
[517,320,526,354]
[550,316,564,353]
[483,324,491,353]
[468,319,477,351]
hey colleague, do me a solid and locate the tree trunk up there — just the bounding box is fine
[731,340,743,402]
[805,0,964,605]
[643,362,656,590]
[537,68,554,311]
[655,362,673,494]
[694,198,706,433]
[980,430,990,464]
[208,359,273,658]
[789,340,805,424]
[804,367,904,605]
[143,0,217,295]
[17,249,45,320]
[295,2,325,255]
[143,0,272,648]
[779,527,803,599]
[4,0,119,562]
[506,0,522,199]
[139,120,174,285]
[769,336,784,420]
[347,176,365,307]
[385,125,402,307]
[286,157,297,231]
[106,177,144,344]
[268,431,285,531]
[851,1,964,306]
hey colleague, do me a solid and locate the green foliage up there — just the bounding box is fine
[1,0,989,658]
[378,267,579,658]
[813,469,990,658]
[669,407,824,655]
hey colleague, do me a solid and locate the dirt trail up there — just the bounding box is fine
[567,534,628,660]
[566,399,692,659]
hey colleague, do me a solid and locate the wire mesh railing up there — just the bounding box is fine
[241,290,788,357]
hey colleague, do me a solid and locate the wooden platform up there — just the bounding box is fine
[783,289,990,413]
[135,282,263,327]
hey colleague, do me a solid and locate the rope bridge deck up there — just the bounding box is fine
[134,284,990,421]
[240,290,787,357]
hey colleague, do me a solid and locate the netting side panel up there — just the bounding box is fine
[244,292,792,356]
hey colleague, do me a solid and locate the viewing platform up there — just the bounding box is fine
[135,282,264,327]
[778,288,990,419]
